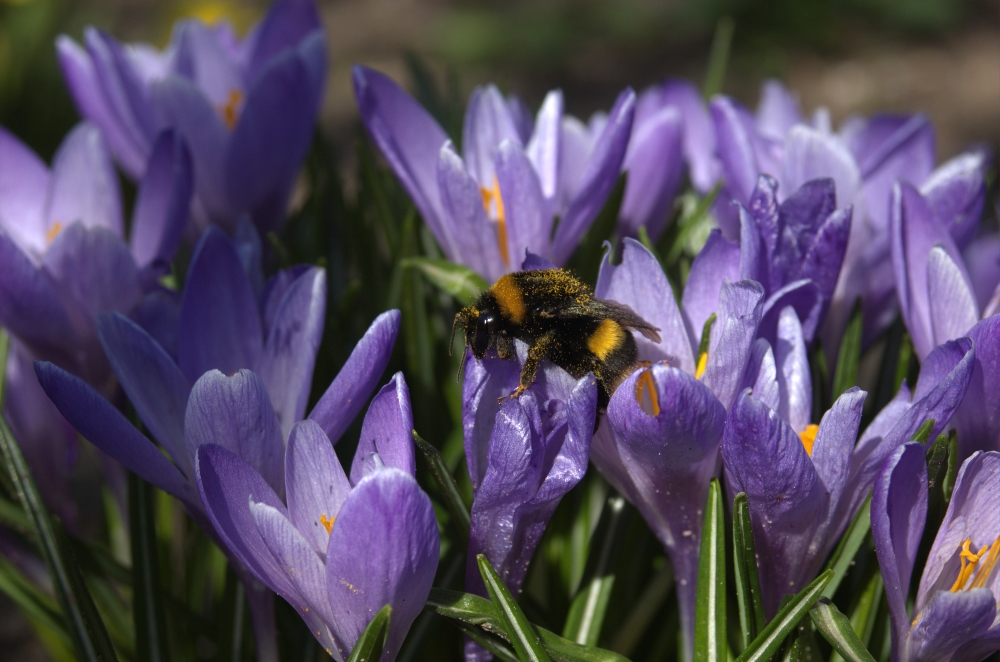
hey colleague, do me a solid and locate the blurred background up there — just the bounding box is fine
[0,0,997,659]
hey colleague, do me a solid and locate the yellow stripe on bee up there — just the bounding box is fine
[587,318,626,361]
[492,274,526,324]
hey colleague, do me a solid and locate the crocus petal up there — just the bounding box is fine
[810,387,865,512]
[557,116,593,208]
[185,370,284,497]
[781,126,861,212]
[661,79,718,193]
[920,150,986,250]
[325,468,439,661]
[755,80,802,141]
[151,75,230,223]
[130,129,193,277]
[773,178,837,281]
[246,0,322,75]
[722,389,828,615]
[462,85,523,187]
[906,589,996,662]
[596,237,694,373]
[462,354,521,490]
[349,373,415,485]
[758,278,822,344]
[173,20,245,107]
[44,123,123,237]
[258,267,326,439]
[177,228,263,382]
[56,35,146,179]
[285,419,350,556]
[0,230,74,357]
[35,361,196,506]
[774,306,811,433]
[681,230,741,342]
[927,246,979,347]
[195,444,302,600]
[951,316,1000,458]
[532,376,596,506]
[871,442,928,652]
[353,65,448,244]
[551,88,635,264]
[745,338,780,412]
[964,236,1000,312]
[495,140,552,265]
[130,288,181,359]
[525,90,562,205]
[739,204,768,287]
[96,312,192,479]
[437,142,507,280]
[709,96,761,205]
[226,33,325,234]
[618,106,684,240]
[0,126,50,255]
[798,206,852,310]
[308,310,400,444]
[702,279,765,410]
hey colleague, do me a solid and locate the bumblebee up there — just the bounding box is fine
[452,269,661,408]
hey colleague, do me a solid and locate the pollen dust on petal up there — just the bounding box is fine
[218,89,243,130]
[694,351,708,379]
[799,424,819,456]
[319,514,335,536]
[635,369,660,417]
[480,177,509,267]
[46,221,64,244]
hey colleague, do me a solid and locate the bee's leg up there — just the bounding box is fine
[500,332,556,402]
[496,334,515,359]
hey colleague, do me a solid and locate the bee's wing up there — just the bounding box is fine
[591,299,662,343]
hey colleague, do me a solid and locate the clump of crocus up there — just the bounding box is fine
[354,65,635,281]
[872,443,1000,661]
[57,0,325,235]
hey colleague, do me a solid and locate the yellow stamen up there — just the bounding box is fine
[799,424,819,456]
[46,221,64,244]
[219,89,243,130]
[694,351,708,380]
[318,514,335,536]
[949,537,993,592]
[480,177,509,267]
[971,535,1000,589]
[634,369,660,417]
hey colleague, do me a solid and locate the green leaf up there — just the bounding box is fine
[347,604,392,662]
[427,588,630,662]
[810,599,876,662]
[832,300,863,399]
[128,473,169,662]
[694,479,725,662]
[698,313,717,360]
[563,496,627,646]
[666,185,721,267]
[734,569,833,662]
[0,553,71,646]
[608,563,674,656]
[943,432,959,503]
[0,328,9,406]
[909,419,935,444]
[460,623,521,662]
[702,16,735,98]
[413,430,471,543]
[636,226,662,265]
[732,493,766,650]
[925,432,950,493]
[478,554,552,662]
[822,495,871,599]
[402,257,487,306]
[0,419,119,661]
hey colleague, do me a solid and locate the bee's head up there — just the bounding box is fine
[453,295,500,359]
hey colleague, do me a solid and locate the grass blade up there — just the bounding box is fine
[732,493,766,650]
[402,257,487,306]
[702,16,735,98]
[735,569,833,662]
[478,554,552,662]
[694,479,725,662]
[346,604,391,662]
[832,300,863,399]
[413,431,470,543]
[563,496,627,645]
[810,599,876,662]
[0,553,70,645]
[0,418,119,661]
[128,472,169,662]
[822,496,871,599]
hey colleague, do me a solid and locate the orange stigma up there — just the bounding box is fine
[46,221,64,244]
[319,514,335,536]
[635,369,660,416]
[219,89,243,130]
[799,424,819,456]
[480,177,509,266]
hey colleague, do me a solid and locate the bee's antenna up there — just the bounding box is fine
[456,347,468,382]
[450,314,462,357]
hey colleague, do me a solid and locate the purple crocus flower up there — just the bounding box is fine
[353,65,635,281]
[195,372,439,661]
[461,347,596,661]
[56,0,325,235]
[723,337,976,617]
[890,180,1000,457]
[0,122,191,390]
[872,443,999,662]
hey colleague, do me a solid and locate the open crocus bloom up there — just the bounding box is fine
[56,0,325,235]
[724,337,975,617]
[353,65,635,281]
[195,377,439,661]
[873,444,1000,662]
